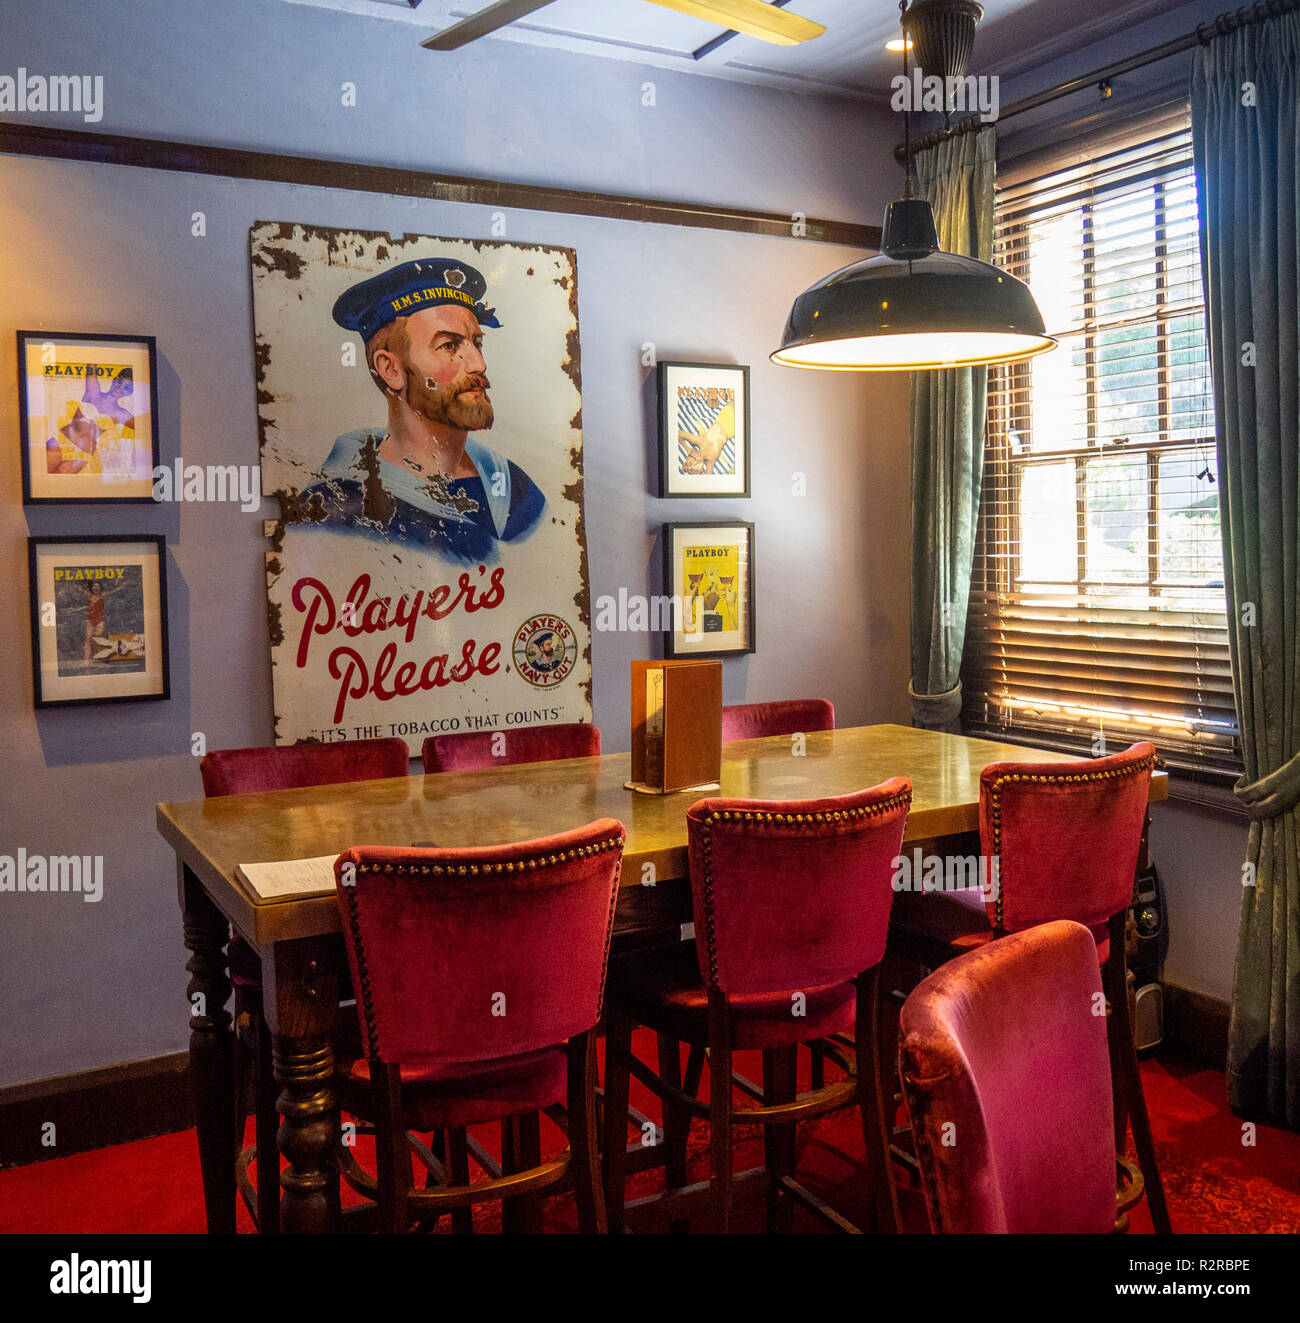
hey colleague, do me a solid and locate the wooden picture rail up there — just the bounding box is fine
[0,120,881,250]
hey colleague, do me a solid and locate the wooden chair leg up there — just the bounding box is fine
[1105,931,1171,1234]
[501,1117,525,1233]
[601,1009,633,1234]
[707,992,734,1234]
[763,1046,797,1233]
[568,1032,607,1234]
[233,1032,252,1157]
[809,1041,826,1090]
[683,1044,706,1099]
[253,1015,280,1234]
[877,959,904,1102]
[411,1129,447,1233]
[517,1113,544,1234]
[447,1128,473,1234]
[1105,958,1130,1152]
[657,1032,690,1190]
[857,967,900,1234]
[373,1063,411,1234]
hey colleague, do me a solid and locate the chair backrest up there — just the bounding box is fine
[685,779,909,996]
[978,741,1155,933]
[200,737,410,797]
[721,699,834,743]
[335,820,625,1067]
[421,723,601,775]
[898,920,1116,1234]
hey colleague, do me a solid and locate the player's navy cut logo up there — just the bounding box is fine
[513,615,577,688]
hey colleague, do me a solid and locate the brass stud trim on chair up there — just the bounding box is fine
[340,880,382,1061]
[350,836,623,879]
[343,835,626,1061]
[985,756,1155,929]
[696,790,912,991]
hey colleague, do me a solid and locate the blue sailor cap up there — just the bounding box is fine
[332,257,501,341]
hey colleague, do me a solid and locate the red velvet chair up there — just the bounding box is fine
[198,737,411,1232]
[719,700,840,1088]
[898,921,1125,1234]
[331,821,625,1233]
[888,740,1170,1232]
[603,779,911,1233]
[421,722,600,774]
[721,698,834,742]
[201,739,411,798]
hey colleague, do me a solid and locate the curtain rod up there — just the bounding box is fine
[893,0,1300,161]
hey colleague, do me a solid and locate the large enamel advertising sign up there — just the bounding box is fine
[250,222,592,746]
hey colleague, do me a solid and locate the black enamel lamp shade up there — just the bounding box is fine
[771,198,1057,371]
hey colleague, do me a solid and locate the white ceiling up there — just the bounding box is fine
[283,0,1187,100]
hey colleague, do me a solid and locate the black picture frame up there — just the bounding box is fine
[18,330,161,504]
[662,520,756,658]
[657,360,751,499]
[28,535,171,708]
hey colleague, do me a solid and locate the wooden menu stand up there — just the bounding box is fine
[626,659,722,795]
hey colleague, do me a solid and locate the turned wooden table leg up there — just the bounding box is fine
[265,936,342,1235]
[180,864,237,1235]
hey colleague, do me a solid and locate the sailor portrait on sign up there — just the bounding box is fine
[301,258,545,563]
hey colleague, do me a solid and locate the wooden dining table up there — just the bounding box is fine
[156,722,1167,1234]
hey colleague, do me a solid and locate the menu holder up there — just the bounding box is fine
[626,659,722,794]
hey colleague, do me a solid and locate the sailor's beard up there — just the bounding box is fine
[405,366,495,431]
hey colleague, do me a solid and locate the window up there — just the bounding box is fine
[962,106,1239,775]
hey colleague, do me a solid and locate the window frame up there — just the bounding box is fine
[962,108,1240,779]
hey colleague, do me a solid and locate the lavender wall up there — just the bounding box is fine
[0,0,911,1087]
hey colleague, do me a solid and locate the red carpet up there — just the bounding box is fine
[1,1039,1297,1234]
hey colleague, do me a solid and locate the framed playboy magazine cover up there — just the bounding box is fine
[663,520,755,658]
[18,331,161,503]
[28,536,170,707]
[657,361,749,498]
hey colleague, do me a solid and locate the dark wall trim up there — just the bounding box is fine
[0,1052,194,1169]
[1162,982,1230,1072]
[0,120,881,250]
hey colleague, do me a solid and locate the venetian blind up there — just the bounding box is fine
[962,105,1240,774]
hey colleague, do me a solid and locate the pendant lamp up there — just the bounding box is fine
[771,1,1055,372]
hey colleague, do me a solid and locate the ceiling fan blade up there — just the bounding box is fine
[643,0,825,46]
[421,0,560,51]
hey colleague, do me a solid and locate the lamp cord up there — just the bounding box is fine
[900,0,915,200]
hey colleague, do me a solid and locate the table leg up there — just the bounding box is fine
[264,936,342,1235]
[180,864,236,1235]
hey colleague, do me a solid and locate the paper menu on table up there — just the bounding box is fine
[235,854,341,900]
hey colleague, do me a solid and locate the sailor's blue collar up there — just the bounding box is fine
[319,429,512,536]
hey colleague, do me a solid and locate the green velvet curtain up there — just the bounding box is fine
[1192,14,1300,1126]
[909,129,996,732]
